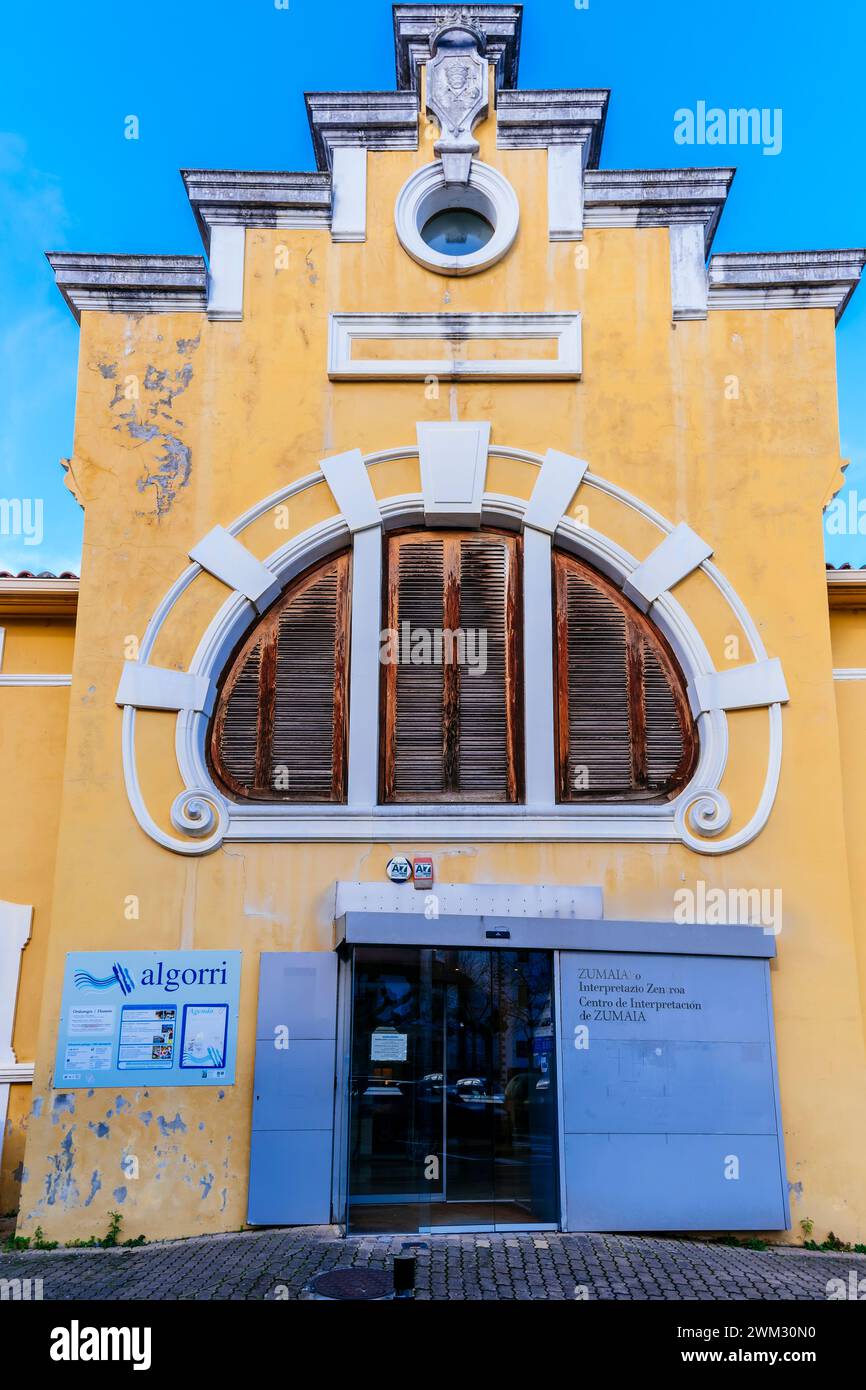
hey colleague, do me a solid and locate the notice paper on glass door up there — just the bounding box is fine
[371,1029,408,1062]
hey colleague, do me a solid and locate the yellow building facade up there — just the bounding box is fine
[3,5,866,1244]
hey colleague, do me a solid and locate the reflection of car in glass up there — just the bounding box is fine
[504,1071,549,1136]
[453,1077,505,1105]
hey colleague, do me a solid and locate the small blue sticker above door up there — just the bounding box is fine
[54,951,241,1088]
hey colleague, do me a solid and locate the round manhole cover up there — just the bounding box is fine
[309,1267,393,1301]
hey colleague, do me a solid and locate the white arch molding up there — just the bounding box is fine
[115,437,788,856]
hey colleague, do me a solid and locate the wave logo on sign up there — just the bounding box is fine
[74,962,135,996]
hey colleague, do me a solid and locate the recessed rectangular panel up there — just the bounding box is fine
[564,1133,788,1231]
[254,951,337,1041]
[559,952,771,1043]
[328,312,582,380]
[251,1039,336,1132]
[565,1039,777,1134]
[247,1129,334,1226]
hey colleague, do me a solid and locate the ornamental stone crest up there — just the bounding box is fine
[426,18,489,183]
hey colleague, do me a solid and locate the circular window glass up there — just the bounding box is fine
[421,208,495,256]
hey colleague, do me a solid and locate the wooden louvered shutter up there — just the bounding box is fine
[210,551,349,802]
[381,530,522,803]
[554,552,696,802]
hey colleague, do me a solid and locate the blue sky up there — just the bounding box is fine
[1,0,864,573]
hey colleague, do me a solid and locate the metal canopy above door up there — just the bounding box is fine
[336,912,777,958]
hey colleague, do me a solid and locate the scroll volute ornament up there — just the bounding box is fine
[426,19,489,184]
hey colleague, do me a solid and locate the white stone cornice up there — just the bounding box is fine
[0,674,72,687]
[496,89,609,166]
[827,569,866,609]
[583,168,735,249]
[305,91,419,173]
[0,1062,33,1084]
[833,668,866,681]
[181,169,331,249]
[708,250,866,324]
[0,577,79,616]
[393,3,522,91]
[46,253,207,322]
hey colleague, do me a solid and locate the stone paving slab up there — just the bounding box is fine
[1,1228,862,1301]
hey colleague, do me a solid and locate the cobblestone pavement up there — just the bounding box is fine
[1,1228,862,1300]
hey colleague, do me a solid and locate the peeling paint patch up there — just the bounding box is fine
[89,1122,110,1139]
[157,1113,187,1137]
[200,1171,214,1200]
[176,336,200,355]
[198,1122,205,1131]
[31,1096,43,1119]
[788,1181,804,1200]
[115,1096,130,1112]
[84,1170,102,1206]
[97,361,117,379]
[136,434,192,517]
[220,1187,227,1212]
[52,1094,75,1122]
[139,1111,153,1128]
[113,1186,128,1204]
[125,419,160,442]
[45,1129,79,1209]
[217,1091,225,1101]
[13,1163,27,1184]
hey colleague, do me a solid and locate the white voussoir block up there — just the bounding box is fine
[189,526,281,613]
[523,448,588,535]
[116,662,216,716]
[622,523,713,612]
[319,448,381,533]
[417,421,491,526]
[690,659,789,717]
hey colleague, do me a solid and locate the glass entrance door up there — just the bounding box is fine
[346,946,558,1234]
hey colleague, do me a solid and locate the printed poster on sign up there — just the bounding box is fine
[54,951,241,1089]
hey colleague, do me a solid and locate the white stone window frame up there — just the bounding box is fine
[116,436,787,859]
[395,160,520,276]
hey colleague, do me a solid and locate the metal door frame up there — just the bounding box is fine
[333,939,563,1235]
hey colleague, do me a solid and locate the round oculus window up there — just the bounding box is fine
[420,208,495,256]
[395,161,520,276]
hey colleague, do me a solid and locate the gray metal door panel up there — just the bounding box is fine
[559,950,788,1232]
[254,952,338,1040]
[247,952,338,1226]
[251,1039,336,1132]
[248,1130,334,1226]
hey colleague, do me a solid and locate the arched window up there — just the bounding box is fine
[553,551,697,802]
[207,532,696,810]
[380,529,523,803]
[209,550,350,802]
